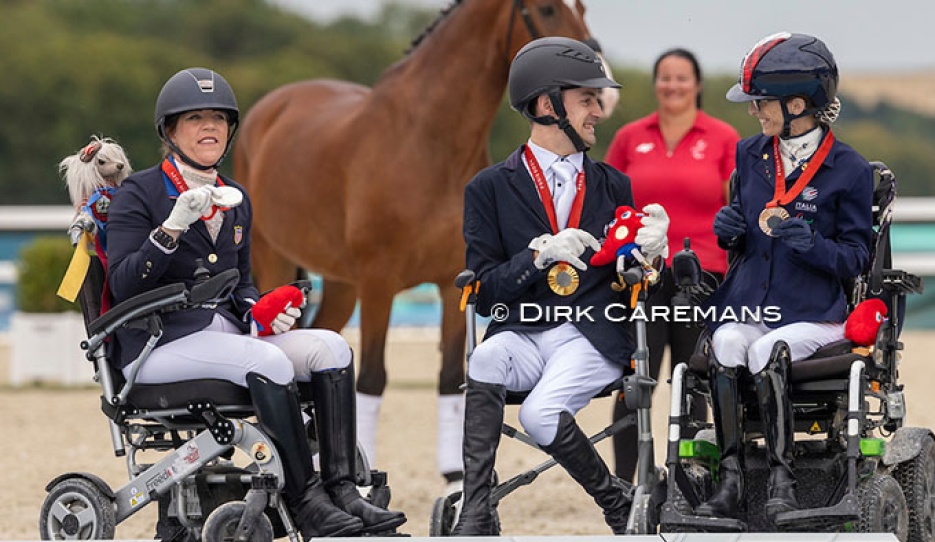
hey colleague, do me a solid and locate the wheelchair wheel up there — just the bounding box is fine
[893,437,935,542]
[894,435,935,542]
[669,464,713,516]
[202,501,274,542]
[857,473,909,542]
[429,492,459,536]
[631,492,658,534]
[40,477,116,540]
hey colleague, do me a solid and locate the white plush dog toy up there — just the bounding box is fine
[59,135,131,240]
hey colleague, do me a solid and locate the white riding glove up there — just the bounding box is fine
[528,228,601,271]
[634,203,670,260]
[250,305,302,337]
[162,186,215,231]
[271,306,302,335]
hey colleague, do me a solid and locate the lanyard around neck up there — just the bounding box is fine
[161,157,228,220]
[523,145,586,233]
[767,131,834,208]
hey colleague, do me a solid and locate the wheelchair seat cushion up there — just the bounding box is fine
[504,377,625,405]
[689,339,865,383]
[127,378,252,410]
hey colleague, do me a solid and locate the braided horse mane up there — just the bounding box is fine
[407,0,464,53]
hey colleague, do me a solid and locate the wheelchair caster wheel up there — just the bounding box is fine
[203,501,274,542]
[857,473,908,541]
[631,492,659,534]
[40,476,116,540]
[429,491,460,536]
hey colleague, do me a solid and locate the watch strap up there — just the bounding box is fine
[151,227,179,250]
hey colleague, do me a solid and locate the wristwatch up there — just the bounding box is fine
[151,227,179,250]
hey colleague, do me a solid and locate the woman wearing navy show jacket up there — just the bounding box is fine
[697,33,873,522]
[107,68,404,540]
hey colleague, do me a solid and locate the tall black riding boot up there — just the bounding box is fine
[311,365,407,534]
[542,411,633,534]
[754,342,798,520]
[246,373,363,538]
[695,363,745,519]
[450,378,506,536]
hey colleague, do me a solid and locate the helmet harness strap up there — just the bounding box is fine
[528,89,589,153]
[778,100,820,140]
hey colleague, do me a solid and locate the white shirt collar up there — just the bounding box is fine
[525,140,584,174]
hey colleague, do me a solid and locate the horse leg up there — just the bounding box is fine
[437,281,467,484]
[310,278,358,332]
[250,228,299,292]
[354,283,394,467]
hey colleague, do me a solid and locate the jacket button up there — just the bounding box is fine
[208,253,218,264]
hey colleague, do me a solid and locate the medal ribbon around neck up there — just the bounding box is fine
[523,145,586,233]
[766,130,835,208]
[161,157,229,220]
[524,145,588,296]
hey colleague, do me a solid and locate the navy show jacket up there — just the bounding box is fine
[706,131,873,329]
[463,145,637,365]
[106,164,260,369]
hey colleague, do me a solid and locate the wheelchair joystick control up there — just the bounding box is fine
[193,258,210,283]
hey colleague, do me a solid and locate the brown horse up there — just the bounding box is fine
[234,0,594,475]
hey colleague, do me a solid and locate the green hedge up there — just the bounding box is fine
[16,236,80,313]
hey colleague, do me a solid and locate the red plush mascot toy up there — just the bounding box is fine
[845,298,888,347]
[590,205,645,267]
[250,285,305,336]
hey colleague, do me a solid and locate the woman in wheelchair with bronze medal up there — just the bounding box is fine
[700,33,874,522]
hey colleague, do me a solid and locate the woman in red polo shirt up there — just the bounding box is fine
[604,48,740,481]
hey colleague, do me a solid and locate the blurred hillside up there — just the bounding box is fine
[842,72,935,117]
[1,0,933,205]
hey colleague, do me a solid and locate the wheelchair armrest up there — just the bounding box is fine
[85,283,188,351]
[190,269,240,304]
[455,269,476,289]
[671,238,702,288]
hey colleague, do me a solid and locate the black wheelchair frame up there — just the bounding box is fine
[657,162,930,540]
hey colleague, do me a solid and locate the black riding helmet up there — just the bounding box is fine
[508,37,620,152]
[727,32,838,137]
[154,67,240,170]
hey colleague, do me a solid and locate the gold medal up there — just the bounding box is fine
[547,262,580,296]
[758,207,790,237]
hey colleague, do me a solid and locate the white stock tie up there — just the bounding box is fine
[551,159,578,230]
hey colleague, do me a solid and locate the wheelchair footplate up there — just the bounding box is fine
[659,502,746,532]
[772,491,859,531]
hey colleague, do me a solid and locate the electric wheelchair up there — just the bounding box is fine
[38,255,392,541]
[657,162,930,541]
[429,255,670,536]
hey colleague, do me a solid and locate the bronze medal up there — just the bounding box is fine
[547,262,579,296]
[758,207,790,237]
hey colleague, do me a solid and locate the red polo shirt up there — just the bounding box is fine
[605,111,740,274]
